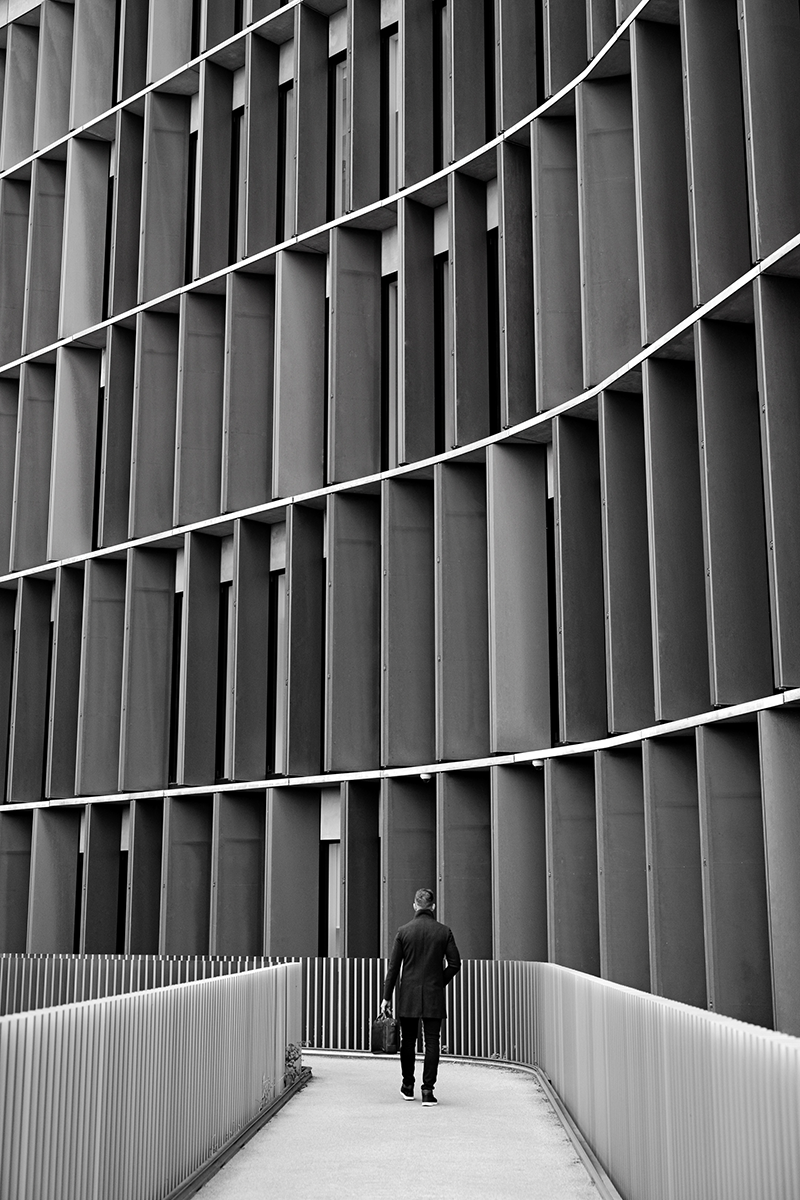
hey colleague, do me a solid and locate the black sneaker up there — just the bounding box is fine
[400,1083,414,1101]
[421,1089,437,1107]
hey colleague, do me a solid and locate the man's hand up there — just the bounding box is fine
[380,999,390,1016]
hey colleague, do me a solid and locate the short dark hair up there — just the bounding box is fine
[414,888,435,909]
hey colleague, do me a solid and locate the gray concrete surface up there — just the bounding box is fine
[199,1053,600,1199]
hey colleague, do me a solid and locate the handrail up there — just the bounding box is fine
[0,952,282,1016]
[0,962,302,1200]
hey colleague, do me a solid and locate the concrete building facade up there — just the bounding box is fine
[0,0,798,1035]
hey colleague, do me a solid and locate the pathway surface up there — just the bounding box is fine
[200,1053,600,1199]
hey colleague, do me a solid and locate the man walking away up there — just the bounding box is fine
[381,888,461,1106]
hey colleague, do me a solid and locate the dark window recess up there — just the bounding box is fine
[318,841,329,956]
[73,852,84,953]
[433,251,447,455]
[380,23,399,198]
[319,567,326,769]
[112,0,123,104]
[234,0,244,34]
[215,581,231,782]
[432,0,446,173]
[3,630,14,795]
[115,849,128,953]
[229,106,244,265]
[266,570,281,775]
[190,0,202,58]
[185,131,198,285]
[91,384,105,551]
[534,0,545,109]
[546,496,559,745]
[484,0,496,140]
[486,227,501,434]
[380,272,397,471]
[327,51,347,222]
[168,592,183,784]
[276,81,292,243]
[323,296,330,481]
[102,172,115,320]
[41,620,54,800]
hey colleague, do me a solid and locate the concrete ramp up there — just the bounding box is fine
[199,1053,602,1200]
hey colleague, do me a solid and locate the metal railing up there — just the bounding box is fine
[533,964,800,1200]
[0,951,531,1054]
[0,952,278,1016]
[0,961,302,1200]
[298,955,537,1061]
[3,953,798,1198]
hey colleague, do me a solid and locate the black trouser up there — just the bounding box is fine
[400,1017,442,1091]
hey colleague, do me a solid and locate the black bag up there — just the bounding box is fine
[371,1010,400,1054]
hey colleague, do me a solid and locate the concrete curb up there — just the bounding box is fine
[166,1068,313,1200]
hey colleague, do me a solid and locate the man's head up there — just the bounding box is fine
[413,888,435,912]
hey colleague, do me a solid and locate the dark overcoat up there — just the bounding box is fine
[382,909,461,1019]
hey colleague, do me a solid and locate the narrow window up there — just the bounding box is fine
[215,580,232,782]
[484,0,496,140]
[73,849,83,952]
[42,608,54,800]
[433,0,450,172]
[229,105,246,264]
[168,590,183,784]
[318,841,330,955]
[433,252,446,454]
[327,51,349,220]
[276,85,287,241]
[266,569,279,773]
[268,569,288,775]
[112,0,123,105]
[2,625,14,795]
[191,0,202,58]
[234,0,244,34]
[276,81,296,241]
[381,24,399,197]
[101,156,115,319]
[535,0,545,108]
[324,291,330,480]
[433,250,453,452]
[115,852,128,952]
[486,226,501,433]
[320,840,342,955]
[328,841,342,956]
[91,370,105,550]
[381,273,399,470]
[185,130,198,283]
[115,806,129,953]
[319,546,326,772]
[546,493,559,744]
[73,809,85,952]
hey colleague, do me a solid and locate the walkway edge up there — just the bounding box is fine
[303,1050,623,1200]
[165,1067,313,1200]
[531,1067,624,1200]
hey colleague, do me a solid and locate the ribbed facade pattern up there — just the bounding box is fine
[0,0,797,1035]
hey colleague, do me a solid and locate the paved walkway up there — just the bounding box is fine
[199,1053,600,1199]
